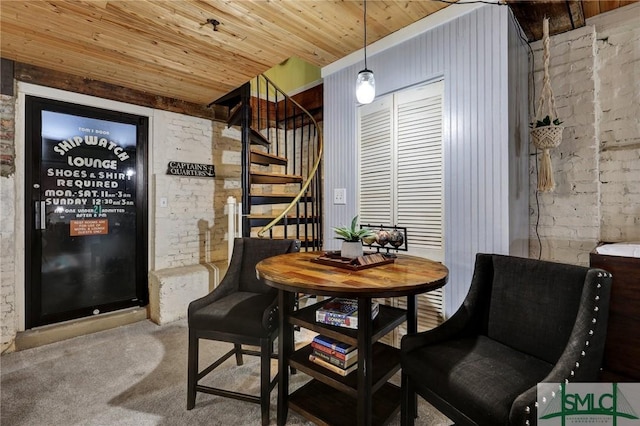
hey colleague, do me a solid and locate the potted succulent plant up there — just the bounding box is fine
[333,215,374,258]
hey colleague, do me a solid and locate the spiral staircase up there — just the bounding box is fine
[213,74,323,250]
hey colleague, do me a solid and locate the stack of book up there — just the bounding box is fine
[315,297,379,329]
[308,335,358,376]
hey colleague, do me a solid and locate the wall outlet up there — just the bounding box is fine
[333,188,346,205]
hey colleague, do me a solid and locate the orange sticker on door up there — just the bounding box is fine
[70,219,109,236]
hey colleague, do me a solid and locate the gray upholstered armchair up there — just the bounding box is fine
[401,253,613,426]
[187,237,300,426]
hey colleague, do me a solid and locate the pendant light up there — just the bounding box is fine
[356,0,375,104]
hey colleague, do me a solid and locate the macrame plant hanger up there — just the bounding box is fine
[531,17,564,192]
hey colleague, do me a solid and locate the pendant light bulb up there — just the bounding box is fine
[356,0,375,104]
[356,69,375,104]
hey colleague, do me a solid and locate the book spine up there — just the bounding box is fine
[308,354,356,376]
[316,308,356,320]
[316,303,379,321]
[318,299,358,315]
[311,349,354,369]
[312,336,354,354]
[316,312,358,329]
[310,342,358,362]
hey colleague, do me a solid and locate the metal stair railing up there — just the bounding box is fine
[251,74,323,249]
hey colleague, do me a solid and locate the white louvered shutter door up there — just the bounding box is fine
[396,82,444,262]
[358,96,393,230]
[395,82,445,341]
[358,82,445,347]
[358,97,394,345]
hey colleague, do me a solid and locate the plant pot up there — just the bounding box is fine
[530,125,564,150]
[341,241,363,259]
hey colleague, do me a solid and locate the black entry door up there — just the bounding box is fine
[25,96,148,328]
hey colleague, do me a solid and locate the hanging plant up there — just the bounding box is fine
[531,17,564,192]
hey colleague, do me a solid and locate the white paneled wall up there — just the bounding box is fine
[322,5,529,316]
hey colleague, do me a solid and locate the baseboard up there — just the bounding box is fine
[14,306,149,351]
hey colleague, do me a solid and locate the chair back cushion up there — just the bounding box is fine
[238,238,299,294]
[487,255,590,364]
[189,291,277,337]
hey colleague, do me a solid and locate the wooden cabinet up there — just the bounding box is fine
[590,248,640,382]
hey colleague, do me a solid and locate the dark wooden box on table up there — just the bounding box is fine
[589,243,640,382]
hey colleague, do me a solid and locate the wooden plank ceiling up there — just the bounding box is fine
[0,1,632,106]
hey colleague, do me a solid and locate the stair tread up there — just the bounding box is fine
[250,192,307,198]
[227,103,243,127]
[250,149,286,160]
[253,235,320,242]
[210,85,244,107]
[248,213,318,219]
[249,192,313,205]
[250,149,287,166]
[251,171,303,178]
[250,172,303,184]
[249,128,271,147]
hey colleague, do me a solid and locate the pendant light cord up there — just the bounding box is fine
[363,0,368,69]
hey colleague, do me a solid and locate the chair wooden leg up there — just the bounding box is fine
[260,339,271,426]
[401,372,416,426]
[234,343,244,365]
[187,330,198,410]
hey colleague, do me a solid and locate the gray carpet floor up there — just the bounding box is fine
[1,319,451,425]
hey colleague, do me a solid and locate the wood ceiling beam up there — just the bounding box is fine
[13,62,227,121]
[507,0,586,42]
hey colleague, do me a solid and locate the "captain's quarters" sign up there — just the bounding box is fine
[166,161,215,178]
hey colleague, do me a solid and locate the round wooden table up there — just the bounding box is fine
[257,251,448,297]
[256,251,449,426]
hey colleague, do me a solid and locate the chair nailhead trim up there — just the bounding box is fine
[525,406,530,414]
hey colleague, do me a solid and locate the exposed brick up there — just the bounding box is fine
[530,11,640,264]
[1,94,16,351]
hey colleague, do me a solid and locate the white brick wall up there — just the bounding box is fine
[152,110,215,270]
[530,26,600,265]
[529,5,640,265]
[148,115,241,324]
[596,13,640,243]
[148,264,213,325]
[0,95,16,352]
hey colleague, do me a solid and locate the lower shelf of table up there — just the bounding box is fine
[289,379,401,426]
[290,342,401,397]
